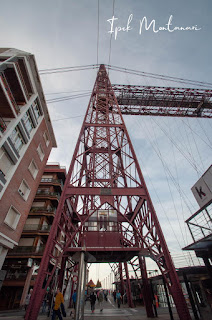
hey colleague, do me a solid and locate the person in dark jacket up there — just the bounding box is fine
[116,290,122,308]
[72,290,77,309]
[90,292,96,313]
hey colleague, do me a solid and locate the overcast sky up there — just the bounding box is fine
[2,0,212,285]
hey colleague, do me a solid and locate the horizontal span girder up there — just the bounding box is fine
[112,84,212,118]
[85,123,124,127]
[66,186,146,197]
[66,247,141,252]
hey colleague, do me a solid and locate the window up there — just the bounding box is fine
[41,174,53,182]
[4,206,21,230]
[22,111,34,133]
[43,131,50,146]
[10,127,24,153]
[18,179,30,200]
[32,201,45,207]
[32,100,41,119]
[37,188,49,195]
[37,144,44,161]
[28,159,38,179]
[0,147,13,178]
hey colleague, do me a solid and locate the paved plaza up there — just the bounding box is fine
[0,295,184,320]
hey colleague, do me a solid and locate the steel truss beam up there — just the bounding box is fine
[113,84,212,118]
[25,65,192,320]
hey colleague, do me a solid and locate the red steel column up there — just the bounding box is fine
[124,262,134,308]
[139,257,154,318]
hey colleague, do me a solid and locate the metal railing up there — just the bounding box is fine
[6,272,28,280]
[186,202,212,243]
[40,178,63,186]
[15,61,30,100]
[0,73,20,113]
[23,224,51,232]
[45,162,66,170]
[30,206,56,213]
[0,117,7,132]
[36,190,60,199]
[8,245,45,255]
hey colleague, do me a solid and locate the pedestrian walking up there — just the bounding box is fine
[46,290,53,317]
[72,290,77,309]
[90,292,96,313]
[104,290,108,301]
[113,290,116,302]
[51,288,64,320]
[41,288,50,314]
[24,288,33,311]
[116,290,122,308]
[98,289,104,312]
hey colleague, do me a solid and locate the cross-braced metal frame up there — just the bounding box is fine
[25,65,191,320]
[113,84,212,117]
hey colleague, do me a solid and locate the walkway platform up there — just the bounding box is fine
[0,295,186,320]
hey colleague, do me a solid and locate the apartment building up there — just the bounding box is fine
[0,164,66,310]
[0,48,56,274]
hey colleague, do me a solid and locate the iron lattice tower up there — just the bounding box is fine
[25,65,192,320]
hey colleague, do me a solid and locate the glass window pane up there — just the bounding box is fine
[10,127,24,152]
[22,111,33,133]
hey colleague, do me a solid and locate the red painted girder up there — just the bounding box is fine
[112,84,212,118]
[65,186,146,196]
[66,247,142,252]
[85,123,124,127]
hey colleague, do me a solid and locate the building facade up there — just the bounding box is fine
[183,165,212,319]
[0,48,56,274]
[0,163,66,310]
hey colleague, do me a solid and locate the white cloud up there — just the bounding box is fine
[1,0,211,282]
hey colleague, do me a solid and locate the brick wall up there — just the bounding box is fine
[0,118,53,244]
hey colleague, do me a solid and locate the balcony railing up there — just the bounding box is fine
[30,206,56,214]
[186,202,212,243]
[0,117,7,133]
[6,272,28,280]
[0,73,20,113]
[15,61,30,100]
[45,162,66,170]
[40,178,63,186]
[36,190,60,200]
[23,224,51,232]
[8,245,45,255]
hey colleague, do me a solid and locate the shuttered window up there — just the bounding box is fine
[37,144,44,161]
[18,179,30,200]
[28,159,38,179]
[4,206,21,230]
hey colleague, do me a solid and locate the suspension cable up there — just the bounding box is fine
[97,0,100,65]
[38,64,212,88]
[108,0,115,69]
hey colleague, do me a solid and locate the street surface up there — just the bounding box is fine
[0,295,183,320]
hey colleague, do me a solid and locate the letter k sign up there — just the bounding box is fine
[195,186,206,199]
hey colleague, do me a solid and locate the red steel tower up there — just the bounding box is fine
[25,65,192,319]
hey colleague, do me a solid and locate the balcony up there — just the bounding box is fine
[23,224,51,232]
[5,272,28,281]
[3,67,26,106]
[7,245,45,256]
[17,58,33,96]
[30,206,56,215]
[35,190,60,200]
[184,202,212,251]
[40,178,63,187]
[45,162,66,170]
[0,116,7,133]
[0,73,20,118]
